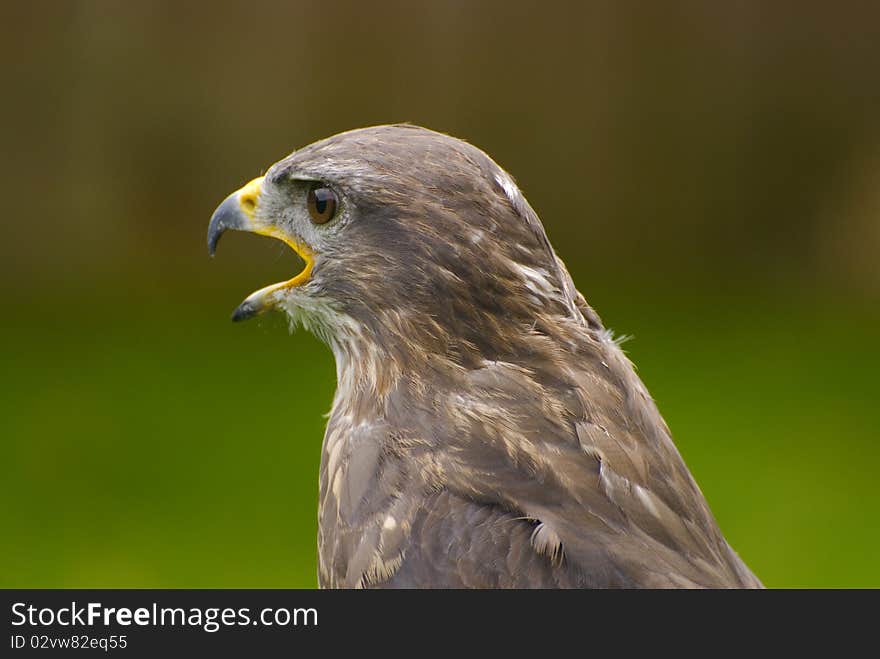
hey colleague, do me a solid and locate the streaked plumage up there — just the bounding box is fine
[208,124,762,588]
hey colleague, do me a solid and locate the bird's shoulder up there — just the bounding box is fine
[390,324,758,587]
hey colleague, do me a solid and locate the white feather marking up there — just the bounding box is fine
[494,170,522,207]
[635,483,661,519]
[469,228,487,245]
[510,262,555,296]
[531,521,564,566]
[599,461,663,521]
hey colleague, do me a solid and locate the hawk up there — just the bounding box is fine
[208,124,762,588]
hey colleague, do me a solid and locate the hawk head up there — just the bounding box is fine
[208,125,590,372]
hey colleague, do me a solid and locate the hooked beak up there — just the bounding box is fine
[207,176,314,321]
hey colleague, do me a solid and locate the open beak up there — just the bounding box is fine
[207,176,314,321]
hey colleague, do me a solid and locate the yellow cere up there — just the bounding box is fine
[237,176,264,220]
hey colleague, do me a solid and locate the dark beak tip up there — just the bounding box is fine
[231,301,257,322]
[207,215,225,257]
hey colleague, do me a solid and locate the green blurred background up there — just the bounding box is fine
[1,1,878,588]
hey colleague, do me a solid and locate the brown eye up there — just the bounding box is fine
[307,185,338,224]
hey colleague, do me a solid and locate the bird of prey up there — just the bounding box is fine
[208,124,762,588]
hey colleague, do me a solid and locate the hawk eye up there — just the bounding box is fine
[307,185,338,225]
